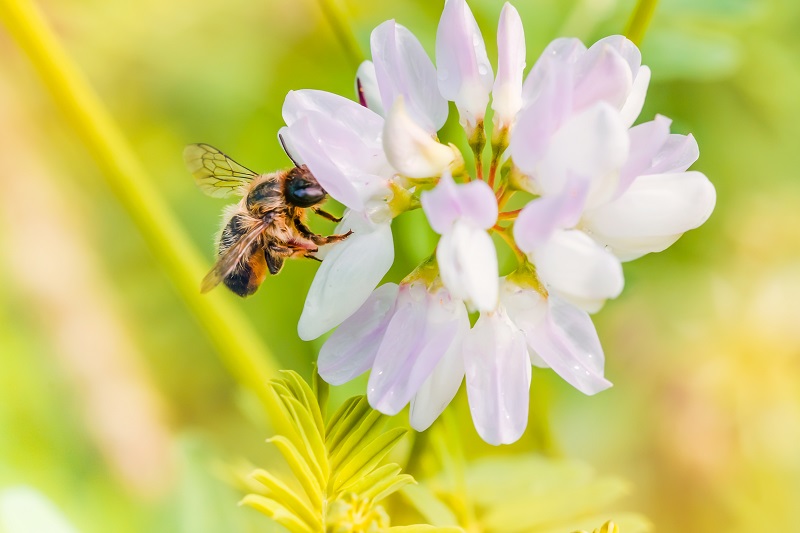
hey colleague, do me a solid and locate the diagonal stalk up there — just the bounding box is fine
[0,0,282,415]
[316,0,364,70]
[624,0,660,46]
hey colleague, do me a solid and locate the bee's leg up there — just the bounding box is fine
[312,207,342,223]
[304,253,322,263]
[294,216,353,246]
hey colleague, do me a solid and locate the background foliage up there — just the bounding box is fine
[1,0,799,531]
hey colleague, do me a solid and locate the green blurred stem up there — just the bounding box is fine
[316,0,364,70]
[0,0,282,415]
[624,0,659,46]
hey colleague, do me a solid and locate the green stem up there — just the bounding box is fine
[624,0,660,46]
[316,0,364,71]
[0,0,282,415]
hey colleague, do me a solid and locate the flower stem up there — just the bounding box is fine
[316,0,365,71]
[624,0,660,46]
[497,209,521,221]
[492,225,526,262]
[0,0,282,414]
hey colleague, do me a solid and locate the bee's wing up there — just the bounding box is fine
[184,143,258,198]
[201,219,267,293]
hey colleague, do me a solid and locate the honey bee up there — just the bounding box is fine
[184,142,350,297]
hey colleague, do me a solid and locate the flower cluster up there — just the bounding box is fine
[280,0,716,445]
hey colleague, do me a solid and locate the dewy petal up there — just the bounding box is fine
[572,43,633,112]
[532,228,624,312]
[421,171,498,233]
[383,97,458,178]
[618,114,672,196]
[409,317,467,431]
[318,283,399,385]
[371,20,448,132]
[582,171,717,261]
[514,178,589,252]
[464,310,531,445]
[298,213,394,340]
[283,89,384,143]
[437,220,499,312]
[501,284,611,394]
[355,60,385,116]
[521,37,585,106]
[590,35,642,80]
[620,65,651,127]
[492,3,526,128]
[368,286,466,415]
[436,0,494,127]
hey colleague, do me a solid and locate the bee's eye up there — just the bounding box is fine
[286,177,325,207]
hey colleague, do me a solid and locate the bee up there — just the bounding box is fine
[183,142,350,297]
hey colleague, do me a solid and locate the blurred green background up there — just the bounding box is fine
[1,0,799,531]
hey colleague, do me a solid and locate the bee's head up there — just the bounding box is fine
[285,166,326,208]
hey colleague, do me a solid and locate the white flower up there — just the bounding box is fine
[278,0,715,445]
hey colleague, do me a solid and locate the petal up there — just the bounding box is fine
[298,215,394,340]
[510,55,574,175]
[572,43,633,112]
[504,286,612,395]
[514,178,589,251]
[371,21,448,132]
[464,310,531,445]
[355,60,385,115]
[421,171,498,233]
[617,114,672,196]
[383,97,458,178]
[537,102,630,203]
[368,286,466,415]
[436,0,493,126]
[582,171,717,261]
[318,283,398,385]
[521,37,585,106]
[437,221,499,312]
[283,89,384,142]
[0,487,79,533]
[491,3,526,127]
[649,133,700,175]
[620,65,651,127]
[532,229,624,311]
[277,126,304,166]
[409,317,468,431]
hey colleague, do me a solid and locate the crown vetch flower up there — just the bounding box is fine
[285,0,716,444]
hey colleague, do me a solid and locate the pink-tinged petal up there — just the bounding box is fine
[521,37,585,105]
[504,285,611,394]
[383,97,458,178]
[368,286,466,415]
[649,133,700,175]
[582,171,716,261]
[436,0,494,126]
[620,65,651,127]
[510,56,574,175]
[371,21,448,132]
[572,43,633,112]
[298,214,394,340]
[283,90,384,143]
[409,305,469,431]
[464,310,531,445]
[514,179,589,251]
[589,35,642,79]
[421,172,497,233]
[492,3,526,128]
[318,283,399,385]
[618,114,672,196]
[538,102,630,203]
[287,117,364,210]
[277,126,304,166]
[355,60,385,116]
[532,229,624,312]
[437,221,499,312]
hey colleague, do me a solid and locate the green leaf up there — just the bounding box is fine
[339,463,403,495]
[251,469,322,531]
[312,369,329,421]
[362,473,416,504]
[332,427,407,492]
[281,370,325,438]
[281,396,329,480]
[400,484,460,528]
[266,436,322,510]
[324,396,359,439]
[326,396,371,453]
[330,407,385,472]
[240,494,313,533]
[386,526,464,532]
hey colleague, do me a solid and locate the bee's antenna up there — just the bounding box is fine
[279,133,301,168]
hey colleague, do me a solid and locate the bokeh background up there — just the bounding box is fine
[1,0,800,531]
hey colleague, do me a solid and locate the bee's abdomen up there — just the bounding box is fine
[218,213,268,297]
[218,214,248,256]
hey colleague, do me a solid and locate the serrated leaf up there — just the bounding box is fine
[330,408,385,472]
[339,463,403,495]
[363,473,415,504]
[251,469,321,531]
[332,428,407,492]
[281,370,325,438]
[266,436,322,510]
[326,396,371,453]
[240,494,312,533]
[386,526,464,532]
